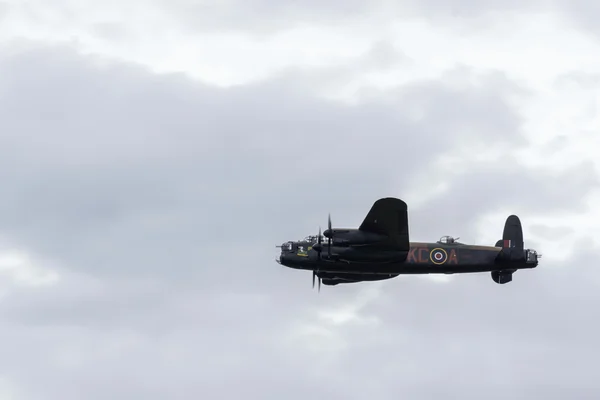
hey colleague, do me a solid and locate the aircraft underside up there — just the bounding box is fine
[284,256,537,275]
[317,271,399,286]
[307,258,535,286]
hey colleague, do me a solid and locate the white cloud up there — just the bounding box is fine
[0,250,59,288]
[3,1,599,90]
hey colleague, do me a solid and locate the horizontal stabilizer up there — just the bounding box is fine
[491,270,513,284]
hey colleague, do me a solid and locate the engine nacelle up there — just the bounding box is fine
[323,229,388,245]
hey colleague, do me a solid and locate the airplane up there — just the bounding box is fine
[276,197,541,290]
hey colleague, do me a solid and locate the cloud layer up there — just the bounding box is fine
[0,1,600,397]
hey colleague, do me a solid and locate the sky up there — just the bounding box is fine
[1,0,600,399]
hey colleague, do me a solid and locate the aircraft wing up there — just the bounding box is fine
[358,197,410,251]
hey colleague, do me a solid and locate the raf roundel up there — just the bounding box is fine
[429,248,448,265]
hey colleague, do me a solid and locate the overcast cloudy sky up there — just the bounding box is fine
[1,1,600,399]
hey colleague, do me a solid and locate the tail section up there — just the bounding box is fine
[502,215,524,252]
[492,215,528,284]
[494,215,525,262]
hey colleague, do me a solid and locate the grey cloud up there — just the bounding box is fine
[7,0,599,40]
[0,43,527,282]
[157,0,372,34]
[90,22,130,42]
[4,0,556,38]
[555,71,600,88]
[529,223,575,240]
[358,40,410,70]
[0,42,598,399]
[356,241,600,397]
[152,0,554,34]
[0,2,7,21]
[152,0,600,43]
[559,0,600,40]
[398,0,549,17]
[248,40,411,98]
[406,158,599,241]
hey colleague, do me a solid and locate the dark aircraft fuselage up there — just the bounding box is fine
[279,239,537,275]
[276,197,540,286]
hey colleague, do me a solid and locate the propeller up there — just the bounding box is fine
[318,226,322,252]
[313,227,323,256]
[316,213,333,257]
[312,227,323,292]
[327,213,332,257]
[312,270,321,292]
[310,214,334,292]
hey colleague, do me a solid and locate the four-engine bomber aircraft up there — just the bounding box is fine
[276,197,541,290]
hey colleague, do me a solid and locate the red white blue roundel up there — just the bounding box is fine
[429,248,448,264]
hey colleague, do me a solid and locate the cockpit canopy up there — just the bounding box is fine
[282,236,322,252]
[304,235,321,243]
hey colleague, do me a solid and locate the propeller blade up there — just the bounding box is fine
[312,227,323,256]
[312,271,315,288]
[318,277,321,292]
[327,214,332,257]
